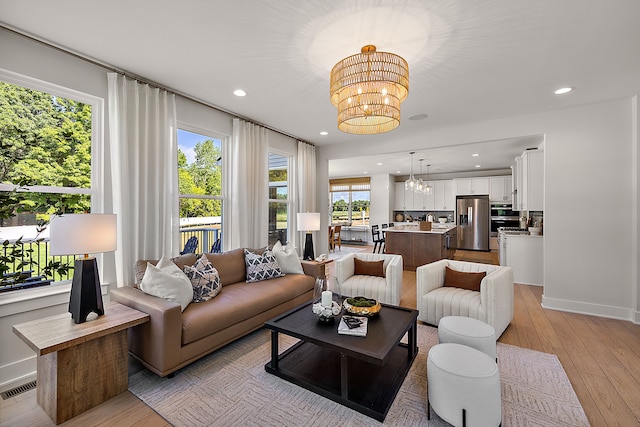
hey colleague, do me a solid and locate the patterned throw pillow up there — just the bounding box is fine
[184,255,222,302]
[244,249,284,283]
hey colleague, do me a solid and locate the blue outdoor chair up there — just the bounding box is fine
[180,236,198,254]
[210,238,221,253]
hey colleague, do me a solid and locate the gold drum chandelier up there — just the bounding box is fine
[330,45,409,134]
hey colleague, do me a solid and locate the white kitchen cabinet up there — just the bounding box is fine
[394,182,419,210]
[423,181,436,210]
[455,177,490,196]
[505,235,543,285]
[514,150,544,211]
[434,180,455,210]
[490,176,512,202]
[394,182,406,210]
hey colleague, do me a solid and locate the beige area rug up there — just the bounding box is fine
[129,324,589,426]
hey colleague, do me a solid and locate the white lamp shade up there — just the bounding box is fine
[297,212,320,232]
[50,214,117,256]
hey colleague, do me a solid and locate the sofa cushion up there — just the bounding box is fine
[444,266,486,292]
[244,249,284,283]
[272,240,304,274]
[354,258,385,277]
[203,248,246,285]
[139,257,193,311]
[181,274,314,345]
[184,255,222,302]
[134,253,198,286]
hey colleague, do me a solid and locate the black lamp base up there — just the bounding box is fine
[303,232,315,261]
[69,258,104,324]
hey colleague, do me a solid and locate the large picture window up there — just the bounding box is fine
[268,152,290,246]
[177,127,223,254]
[330,177,371,226]
[0,70,103,288]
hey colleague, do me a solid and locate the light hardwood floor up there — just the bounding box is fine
[2,247,639,426]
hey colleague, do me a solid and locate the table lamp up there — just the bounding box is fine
[50,214,117,324]
[297,212,320,261]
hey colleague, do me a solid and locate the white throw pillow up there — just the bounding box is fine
[139,257,193,311]
[272,241,304,275]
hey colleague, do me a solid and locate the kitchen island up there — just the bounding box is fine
[385,223,457,271]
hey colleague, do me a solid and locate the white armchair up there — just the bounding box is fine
[416,259,514,337]
[335,253,403,306]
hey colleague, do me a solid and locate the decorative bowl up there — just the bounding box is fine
[438,217,447,223]
[343,297,381,316]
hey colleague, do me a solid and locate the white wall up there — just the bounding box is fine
[318,96,639,323]
[369,173,393,227]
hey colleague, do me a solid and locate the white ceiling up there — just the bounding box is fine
[2,0,639,177]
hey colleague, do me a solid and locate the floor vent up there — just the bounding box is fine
[1,381,37,400]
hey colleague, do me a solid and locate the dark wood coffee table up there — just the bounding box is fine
[264,302,418,421]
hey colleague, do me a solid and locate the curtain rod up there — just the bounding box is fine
[0,24,314,146]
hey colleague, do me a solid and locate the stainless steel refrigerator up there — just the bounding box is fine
[456,195,490,251]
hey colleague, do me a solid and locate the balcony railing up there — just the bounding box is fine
[0,238,76,293]
[1,227,222,293]
[179,227,221,254]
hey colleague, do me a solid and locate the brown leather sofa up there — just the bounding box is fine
[111,248,318,377]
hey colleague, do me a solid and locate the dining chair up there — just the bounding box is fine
[371,225,385,254]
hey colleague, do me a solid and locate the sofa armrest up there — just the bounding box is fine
[480,266,514,337]
[335,254,356,286]
[385,255,403,305]
[300,260,323,278]
[110,286,183,376]
[416,259,448,299]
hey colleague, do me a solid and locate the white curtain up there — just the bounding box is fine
[107,73,180,286]
[228,118,268,249]
[296,141,316,251]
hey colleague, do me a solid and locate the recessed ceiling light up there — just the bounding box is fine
[472,153,480,157]
[409,114,428,121]
[396,170,402,174]
[475,164,482,168]
[320,131,328,136]
[233,89,247,97]
[376,162,383,166]
[554,87,573,95]
[363,171,368,174]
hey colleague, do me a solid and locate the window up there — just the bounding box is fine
[330,177,371,226]
[177,128,223,253]
[0,71,102,287]
[268,152,290,246]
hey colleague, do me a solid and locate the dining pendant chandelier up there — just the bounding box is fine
[330,45,409,134]
[404,152,418,191]
[424,163,433,195]
[416,159,426,193]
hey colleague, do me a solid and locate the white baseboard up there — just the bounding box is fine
[541,295,634,322]
[0,356,36,393]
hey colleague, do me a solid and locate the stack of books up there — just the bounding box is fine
[338,316,368,337]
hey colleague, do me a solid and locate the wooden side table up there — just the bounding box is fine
[12,302,149,424]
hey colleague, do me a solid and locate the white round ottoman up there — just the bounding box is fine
[427,343,501,427]
[438,316,497,361]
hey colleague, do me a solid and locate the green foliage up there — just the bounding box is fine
[0,81,84,289]
[178,139,222,218]
[0,81,92,214]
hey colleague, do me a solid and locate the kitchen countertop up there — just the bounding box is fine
[505,233,543,238]
[387,224,456,234]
